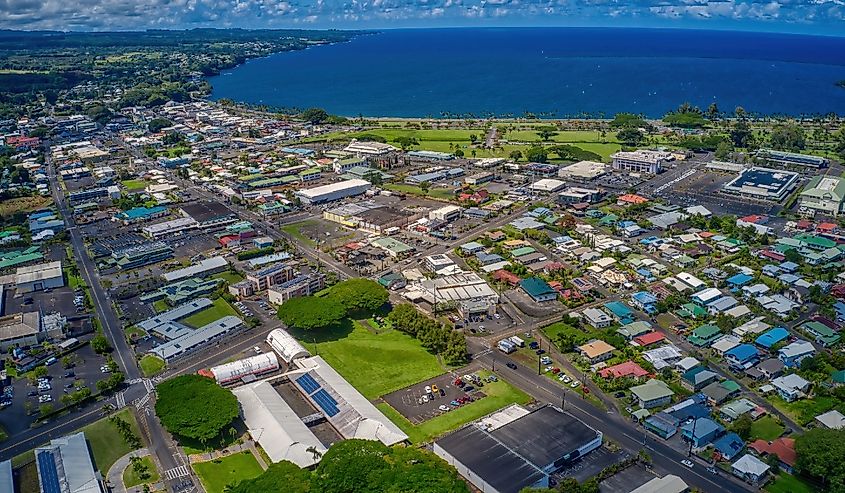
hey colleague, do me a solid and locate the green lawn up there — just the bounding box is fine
[64,268,85,289]
[376,370,531,444]
[766,473,816,493]
[212,271,245,285]
[181,297,239,329]
[193,451,264,493]
[121,179,148,191]
[383,183,456,201]
[279,220,318,248]
[750,415,785,441]
[139,354,166,377]
[82,409,143,473]
[295,321,444,399]
[125,325,147,341]
[769,395,839,426]
[123,456,160,488]
[152,299,169,313]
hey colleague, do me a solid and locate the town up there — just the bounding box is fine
[0,98,844,493]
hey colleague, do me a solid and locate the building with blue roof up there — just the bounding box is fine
[527,207,553,218]
[713,432,745,461]
[725,344,760,371]
[835,301,845,323]
[644,412,679,439]
[727,273,754,289]
[636,268,656,282]
[604,301,635,324]
[681,417,724,448]
[631,291,659,314]
[520,277,557,302]
[668,403,711,422]
[780,261,799,272]
[475,252,504,266]
[115,205,168,224]
[460,241,485,254]
[755,327,790,349]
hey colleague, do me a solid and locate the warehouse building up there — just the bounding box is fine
[408,272,499,306]
[798,175,845,217]
[266,328,311,365]
[150,315,245,362]
[201,352,280,386]
[295,179,371,205]
[232,380,327,467]
[611,150,672,174]
[721,167,800,202]
[344,140,397,156]
[0,312,42,350]
[529,178,566,193]
[434,405,602,493]
[142,216,198,239]
[162,256,228,283]
[558,160,608,181]
[757,148,828,169]
[181,201,238,229]
[294,356,408,445]
[15,261,64,292]
[35,432,103,493]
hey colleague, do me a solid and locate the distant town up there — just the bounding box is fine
[1,32,845,493]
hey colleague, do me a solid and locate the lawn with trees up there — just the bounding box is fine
[155,375,239,443]
[182,297,239,328]
[226,440,467,493]
[277,295,346,331]
[192,451,265,493]
[795,428,845,493]
[82,409,142,472]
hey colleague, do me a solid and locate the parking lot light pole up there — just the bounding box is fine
[538,353,541,375]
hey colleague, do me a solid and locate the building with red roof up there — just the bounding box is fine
[749,438,796,473]
[634,331,667,347]
[598,361,649,379]
[492,269,521,286]
[817,222,838,233]
[617,194,649,205]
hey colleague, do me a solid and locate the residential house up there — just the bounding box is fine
[520,277,558,303]
[634,332,666,348]
[731,454,770,485]
[815,409,845,430]
[583,307,613,329]
[577,340,615,364]
[749,438,796,474]
[745,358,784,381]
[720,398,758,422]
[630,379,675,409]
[725,344,761,371]
[604,301,635,324]
[675,357,701,373]
[778,340,815,368]
[801,321,840,347]
[617,321,653,341]
[713,432,746,461]
[681,417,724,448]
[631,291,659,314]
[755,327,790,350]
[598,361,649,379]
[771,374,811,402]
[702,380,741,406]
[687,324,722,347]
[682,367,719,392]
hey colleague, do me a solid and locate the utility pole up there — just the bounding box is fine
[561,392,565,410]
[538,353,541,375]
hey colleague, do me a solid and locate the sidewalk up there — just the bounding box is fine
[106,448,166,493]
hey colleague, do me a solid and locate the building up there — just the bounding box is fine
[558,160,608,181]
[465,172,495,186]
[410,272,499,306]
[628,475,688,493]
[520,277,557,302]
[749,438,796,473]
[15,261,63,292]
[232,380,327,467]
[721,167,800,202]
[266,328,310,365]
[577,340,615,364]
[35,432,103,493]
[630,379,675,409]
[245,262,295,292]
[680,417,724,448]
[150,316,244,362]
[583,307,613,329]
[0,312,44,350]
[267,273,326,305]
[161,256,228,283]
[114,206,168,224]
[344,140,397,156]
[429,205,462,222]
[295,179,371,205]
[611,150,672,174]
[557,187,603,205]
[771,374,810,402]
[180,201,237,230]
[0,459,11,493]
[202,352,279,386]
[798,175,845,217]
[731,454,770,485]
[778,340,815,368]
[815,409,845,430]
[434,405,602,493]
[757,148,828,168]
[113,242,174,270]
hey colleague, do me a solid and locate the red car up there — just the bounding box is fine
[454,378,464,386]
[551,367,561,374]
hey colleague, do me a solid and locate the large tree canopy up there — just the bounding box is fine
[154,374,238,442]
[328,279,389,315]
[277,295,346,331]
[229,440,468,493]
[795,428,845,493]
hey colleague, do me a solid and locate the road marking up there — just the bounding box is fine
[163,465,191,480]
[115,391,126,409]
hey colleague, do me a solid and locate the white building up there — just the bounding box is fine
[611,150,673,174]
[295,179,371,205]
[206,352,279,386]
[529,178,566,193]
[344,140,397,156]
[429,205,462,222]
[266,328,310,365]
[15,261,64,292]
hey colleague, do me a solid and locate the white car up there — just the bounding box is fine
[421,395,429,403]
[681,459,694,468]
[545,366,553,373]
[424,385,432,394]
[562,375,571,384]
[438,405,450,412]
[253,346,262,353]
[570,380,581,388]
[557,374,567,382]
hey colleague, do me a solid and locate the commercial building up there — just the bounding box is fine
[67,185,120,204]
[162,256,228,283]
[0,460,11,493]
[557,187,603,205]
[558,160,608,181]
[295,179,371,205]
[721,167,800,202]
[141,277,221,305]
[628,475,688,493]
[434,405,602,493]
[150,315,245,362]
[465,172,495,186]
[113,242,174,270]
[142,216,198,239]
[201,352,279,386]
[429,205,462,222]
[323,202,415,234]
[295,356,408,445]
[520,277,557,302]
[611,150,673,174]
[344,140,397,156]
[409,272,499,306]
[266,328,310,365]
[114,206,168,224]
[245,262,295,291]
[529,178,566,193]
[181,201,238,229]
[35,432,103,493]
[15,261,64,292]
[267,273,325,305]
[798,175,845,217]
[232,380,327,467]
[757,148,828,169]
[137,298,213,340]
[0,312,43,350]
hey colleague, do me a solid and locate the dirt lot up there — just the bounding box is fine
[382,370,490,424]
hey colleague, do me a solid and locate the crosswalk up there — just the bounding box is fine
[144,378,155,392]
[163,465,191,480]
[115,391,126,409]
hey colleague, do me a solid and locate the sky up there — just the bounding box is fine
[0,0,843,36]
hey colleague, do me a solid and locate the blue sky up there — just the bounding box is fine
[0,0,843,35]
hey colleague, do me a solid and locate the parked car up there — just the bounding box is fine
[506,362,517,370]
[431,384,439,394]
[450,400,460,407]
[424,385,431,395]
[464,386,475,392]
[570,381,580,388]
[438,405,450,412]
[681,460,694,468]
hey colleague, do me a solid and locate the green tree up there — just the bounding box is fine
[536,128,558,142]
[525,146,548,163]
[730,119,752,148]
[453,148,464,158]
[393,136,419,150]
[277,296,346,331]
[770,124,806,151]
[616,128,644,146]
[327,279,389,315]
[91,335,112,354]
[784,248,802,264]
[155,375,239,442]
[226,461,312,493]
[707,102,720,120]
[509,149,522,161]
[835,127,845,160]
[610,113,649,129]
[714,140,733,160]
[300,108,329,124]
[795,428,845,492]
[147,118,172,133]
[730,414,753,440]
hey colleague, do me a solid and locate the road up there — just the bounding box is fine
[469,339,753,493]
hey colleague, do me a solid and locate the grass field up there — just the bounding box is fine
[139,354,166,377]
[123,456,160,488]
[383,183,456,201]
[0,195,52,217]
[212,271,245,285]
[294,321,444,399]
[182,297,239,329]
[377,370,531,443]
[750,415,785,441]
[280,220,318,248]
[125,325,147,341]
[766,473,815,493]
[193,451,264,493]
[769,395,839,426]
[121,179,148,191]
[153,299,169,313]
[82,409,143,473]
[64,268,86,289]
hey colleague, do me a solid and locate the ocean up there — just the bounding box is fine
[209,27,845,118]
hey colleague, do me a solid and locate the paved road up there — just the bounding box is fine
[469,339,753,493]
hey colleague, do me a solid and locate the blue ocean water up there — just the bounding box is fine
[209,28,845,117]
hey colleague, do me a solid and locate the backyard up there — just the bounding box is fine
[293,321,444,399]
[750,415,785,441]
[765,473,816,493]
[182,297,239,328]
[376,370,532,444]
[192,451,265,493]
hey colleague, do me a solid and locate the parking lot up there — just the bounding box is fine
[553,446,631,484]
[383,370,492,424]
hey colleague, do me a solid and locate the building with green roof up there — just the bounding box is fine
[798,175,845,217]
[802,321,841,347]
[688,324,722,347]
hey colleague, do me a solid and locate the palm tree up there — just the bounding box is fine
[306,446,323,461]
[101,403,114,416]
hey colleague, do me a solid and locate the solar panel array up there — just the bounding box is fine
[296,373,321,394]
[312,389,340,417]
[36,450,62,493]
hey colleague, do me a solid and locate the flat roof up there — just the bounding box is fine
[181,201,235,223]
[16,260,62,284]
